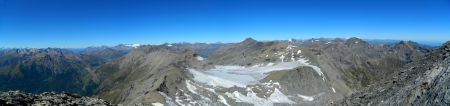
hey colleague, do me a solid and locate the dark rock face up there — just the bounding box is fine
[0,91,114,106]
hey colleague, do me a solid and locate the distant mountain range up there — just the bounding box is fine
[0,37,449,106]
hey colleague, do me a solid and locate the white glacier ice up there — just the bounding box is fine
[188,61,313,88]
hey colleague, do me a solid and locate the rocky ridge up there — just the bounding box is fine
[337,41,450,106]
[0,91,114,106]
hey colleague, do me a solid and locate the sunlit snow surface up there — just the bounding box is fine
[189,60,325,88]
[297,94,315,101]
[151,102,164,106]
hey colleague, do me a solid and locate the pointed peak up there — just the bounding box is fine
[240,37,258,44]
[347,37,363,41]
[243,37,257,42]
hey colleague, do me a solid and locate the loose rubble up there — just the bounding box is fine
[0,91,115,106]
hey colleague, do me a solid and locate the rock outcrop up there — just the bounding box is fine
[0,91,114,106]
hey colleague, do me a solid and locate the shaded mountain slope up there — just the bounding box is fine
[0,48,97,95]
[338,41,450,106]
[94,45,198,105]
[0,46,131,95]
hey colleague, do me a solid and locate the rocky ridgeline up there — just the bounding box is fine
[0,91,114,106]
[336,41,450,106]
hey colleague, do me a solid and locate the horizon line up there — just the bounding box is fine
[1,37,447,49]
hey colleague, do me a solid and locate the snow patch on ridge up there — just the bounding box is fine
[151,102,164,106]
[159,92,177,106]
[267,88,295,103]
[185,80,231,106]
[331,87,336,93]
[186,80,199,94]
[195,56,204,61]
[224,88,294,106]
[296,58,326,81]
[125,44,141,48]
[280,55,285,62]
[218,95,230,106]
[297,94,314,101]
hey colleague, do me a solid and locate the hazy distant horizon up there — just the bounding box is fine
[0,37,446,49]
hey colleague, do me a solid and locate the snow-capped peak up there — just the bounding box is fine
[124,44,141,48]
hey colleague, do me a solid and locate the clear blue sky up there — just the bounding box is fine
[1,0,450,48]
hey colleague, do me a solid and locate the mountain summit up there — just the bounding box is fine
[240,37,258,45]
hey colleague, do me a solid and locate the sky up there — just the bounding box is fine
[1,0,450,48]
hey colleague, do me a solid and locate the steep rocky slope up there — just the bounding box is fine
[94,44,197,105]
[338,41,450,106]
[302,38,429,90]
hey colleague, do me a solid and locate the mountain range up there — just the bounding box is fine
[0,37,448,106]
